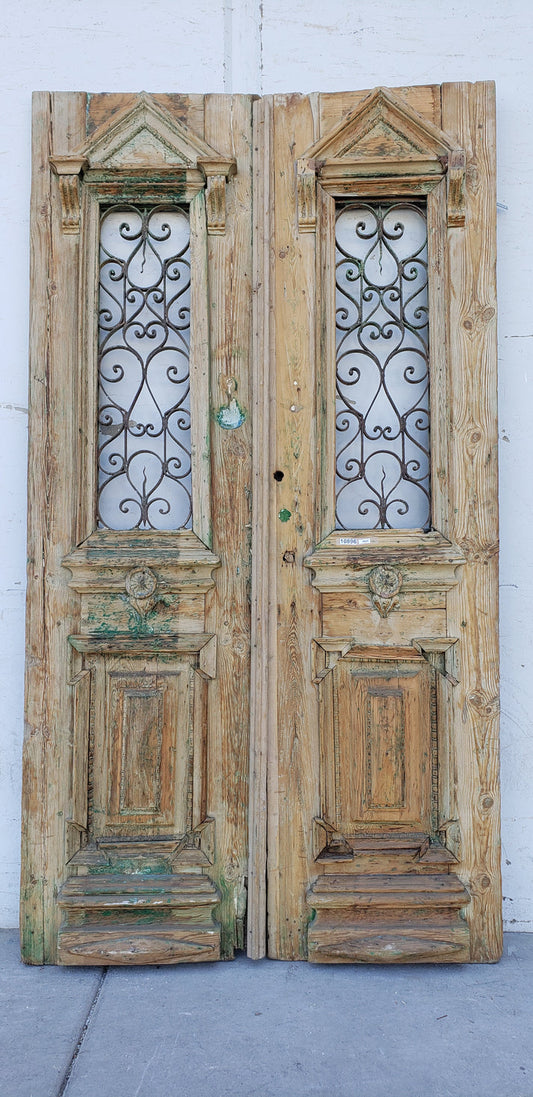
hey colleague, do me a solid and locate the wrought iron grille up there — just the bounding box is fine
[335,201,430,530]
[97,205,192,530]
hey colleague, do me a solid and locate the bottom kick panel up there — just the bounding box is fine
[57,872,220,965]
[307,873,470,964]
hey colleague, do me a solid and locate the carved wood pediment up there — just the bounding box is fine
[79,91,231,172]
[297,86,465,229]
[50,92,236,233]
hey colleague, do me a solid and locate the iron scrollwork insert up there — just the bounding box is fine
[335,201,430,531]
[97,204,192,531]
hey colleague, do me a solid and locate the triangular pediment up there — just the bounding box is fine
[301,86,456,170]
[75,91,231,173]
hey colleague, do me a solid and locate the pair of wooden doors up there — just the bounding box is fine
[22,82,500,965]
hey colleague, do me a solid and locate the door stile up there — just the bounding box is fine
[23,92,87,962]
[248,94,274,958]
[442,81,501,961]
[267,94,322,959]
[203,94,254,957]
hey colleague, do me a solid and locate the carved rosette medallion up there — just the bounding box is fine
[125,566,158,618]
[368,564,402,618]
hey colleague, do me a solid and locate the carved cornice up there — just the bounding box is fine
[57,92,237,234]
[305,530,465,594]
[63,529,221,595]
[296,86,465,230]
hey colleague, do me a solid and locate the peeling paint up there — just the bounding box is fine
[216,397,246,430]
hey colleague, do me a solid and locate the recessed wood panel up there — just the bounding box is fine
[321,654,433,831]
[365,688,405,810]
[118,688,164,815]
[103,664,191,832]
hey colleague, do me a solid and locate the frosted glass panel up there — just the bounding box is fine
[97,205,192,530]
[335,202,430,531]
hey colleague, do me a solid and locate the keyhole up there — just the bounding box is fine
[273,470,284,481]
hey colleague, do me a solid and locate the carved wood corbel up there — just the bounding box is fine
[199,158,237,235]
[447,149,466,227]
[297,158,318,233]
[412,636,459,685]
[49,155,88,234]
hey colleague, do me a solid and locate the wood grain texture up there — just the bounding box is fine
[22,92,87,963]
[307,872,470,963]
[319,85,442,138]
[204,94,253,958]
[248,95,274,958]
[442,81,501,962]
[268,94,321,959]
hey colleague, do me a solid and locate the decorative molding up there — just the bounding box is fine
[368,564,402,618]
[307,871,471,963]
[200,159,237,234]
[297,159,317,233]
[296,86,465,229]
[197,634,218,681]
[63,530,220,595]
[68,632,214,655]
[412,636,459,685]
[57,868,221,965]
[447,149,466,227]
[312,637,353,683]
[50,156,88,234]
[67,92,236,233]
[67,821,215,871]
[305,529,465,594]
[125,566,158,618]
[313,818,353,862]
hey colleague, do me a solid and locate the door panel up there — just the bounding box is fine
[262,84,500,963]
[23,91,252,964]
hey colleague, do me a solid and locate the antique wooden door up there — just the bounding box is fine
[23,91,253,965]
[22,82,500,965]
[250,82,500,965]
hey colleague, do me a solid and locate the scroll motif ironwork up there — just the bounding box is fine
[335,202,430,530]
[97,205,192,530]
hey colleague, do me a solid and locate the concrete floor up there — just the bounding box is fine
[1,931,532,1097]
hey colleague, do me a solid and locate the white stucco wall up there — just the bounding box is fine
[0,0,531,930]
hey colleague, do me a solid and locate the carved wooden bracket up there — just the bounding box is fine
[412,636,459,685]
[313,818,353,862]
[447,149,466,227]
[49,155,88,234]
[312,637,353,684]
[199,158,237,235]
[297,158,318,233]
[296,86,466,231]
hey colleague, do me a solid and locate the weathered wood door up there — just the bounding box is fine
[250,82,500,965]
[23,91,253,965]
[22,83,500,965]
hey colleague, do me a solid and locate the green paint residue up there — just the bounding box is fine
[278,508,291,522]
[216,398,246,430]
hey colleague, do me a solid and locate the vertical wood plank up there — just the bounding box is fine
[442,80,501,961]
[248,95,274,958]
[21,91,52,964]
[204,94,253,957]
[268,94,321,958]
[427,178,451,538]
[22,92,87,962]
